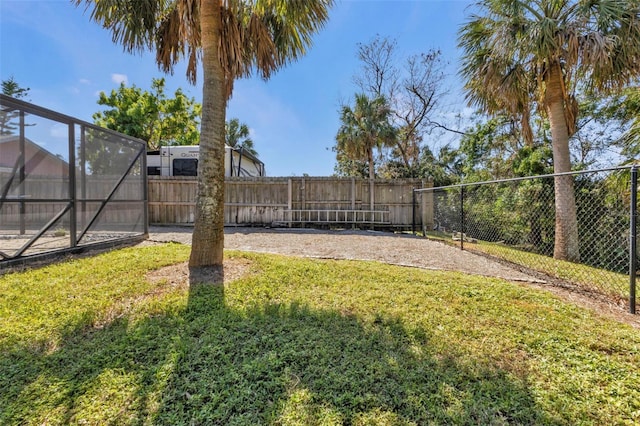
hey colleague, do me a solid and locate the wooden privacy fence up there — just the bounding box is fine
[148,176,432,228]
[1,175,146,231]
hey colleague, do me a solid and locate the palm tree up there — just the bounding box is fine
[76,0,333,268]
[336,94,397,208]
[225,118,258,157]
[459,0,640,262]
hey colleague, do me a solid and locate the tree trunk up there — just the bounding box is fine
[545,61,580,262]
[189,0,226,268]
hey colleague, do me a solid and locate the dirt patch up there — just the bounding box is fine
[147,257,254,287]
[518,280,640,328]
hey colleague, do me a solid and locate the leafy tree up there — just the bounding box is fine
[618,87,640,158]
[225,118,258,157]
[82,127,144,175]
[77,0,333,269]
[378,145,456,187]
[333,155,369,179]
[1,76,30,135]
[93,78,201,150]
[568,95,613,169]
[599,86,640,162]
[512,144,555,251]
[459,0,640,262]
[455,116,542,180]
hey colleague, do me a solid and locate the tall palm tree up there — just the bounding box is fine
[336,94,397,208]
[459,0,640,262]
[225,117,258,157]
[76,0,333,268]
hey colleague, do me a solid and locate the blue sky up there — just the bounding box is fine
[1,0,474,176]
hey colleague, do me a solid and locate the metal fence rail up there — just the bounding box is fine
[413,166,638,314]
[0,94,148,268]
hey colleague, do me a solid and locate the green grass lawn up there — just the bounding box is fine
[425,231,630,303]
[1,243,639,425]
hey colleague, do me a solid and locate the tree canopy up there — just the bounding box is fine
[1,77,30,100]
[1,77,31,136]
[335,94,397,182]
[93,78,201,150]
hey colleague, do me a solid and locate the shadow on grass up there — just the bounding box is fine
[1,264,555,425]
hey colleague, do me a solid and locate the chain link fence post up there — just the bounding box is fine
[460,187,464,251]
[412,187,416,236]
[630,166,637,314]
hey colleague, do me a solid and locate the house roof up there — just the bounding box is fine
[0,134,69,174]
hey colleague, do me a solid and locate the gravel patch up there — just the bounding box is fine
[148,225,542,283]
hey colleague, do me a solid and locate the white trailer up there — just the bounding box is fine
[147,145,265,177]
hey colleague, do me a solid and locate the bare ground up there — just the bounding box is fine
[144,226,640,329]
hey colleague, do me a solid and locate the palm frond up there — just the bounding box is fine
[77,0,333,99]
[74,0,165,52]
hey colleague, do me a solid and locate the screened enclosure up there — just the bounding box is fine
[0,94,147,266]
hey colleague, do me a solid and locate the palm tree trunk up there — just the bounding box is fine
[189,0,226,268]
[545,61,580,262]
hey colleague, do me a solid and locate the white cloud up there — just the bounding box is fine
[50,123,68,139]
[111,73,128,85]
[68,79,92,97]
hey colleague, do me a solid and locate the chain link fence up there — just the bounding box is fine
[414,167,638,313]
